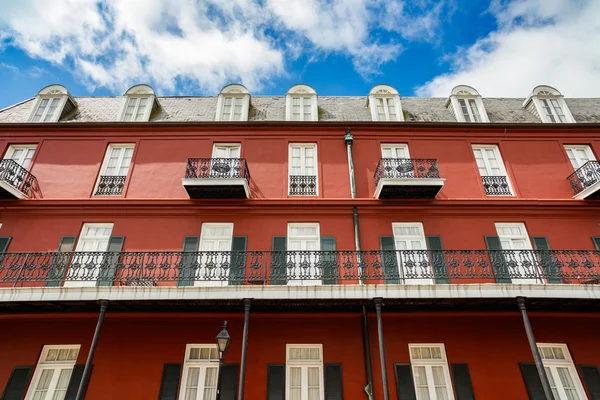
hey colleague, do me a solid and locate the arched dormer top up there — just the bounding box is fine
[529,85,562,98]
[286,84,318,121]
[287,84,317,96]
[446,84,489,123]
[219,84,249,95]
[124,84,155,96]
[37,84,71,97]
[450,85,481,97]
[523,85,575,123]
[369,84,399,96]
[28,84,77,122]
[368,84,403,122]
[215,84,250,121]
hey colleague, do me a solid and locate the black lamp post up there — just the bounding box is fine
[215,321,231,400]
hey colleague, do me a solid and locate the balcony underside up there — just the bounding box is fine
[182,178,250,199]
[573,179,600,200]
[375,178,445,199]
[0,180,27,199]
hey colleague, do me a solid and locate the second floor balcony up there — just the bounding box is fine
[0,159,38,199]
[568,161,600,199]
[182,158,250,199]
[374,158,445,199]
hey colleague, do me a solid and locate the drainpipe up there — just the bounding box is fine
[237,299,252,400]
[374,298,390,400]
[75,300,108,400]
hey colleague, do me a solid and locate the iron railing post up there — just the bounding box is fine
[75,300,108,400]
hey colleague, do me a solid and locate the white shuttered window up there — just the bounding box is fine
[100,144,135,177]
[409,344,454,400]
[179,345,220,400]
[564,145,595,170]
[25,345,80,400]
[538,344,587,400]
[286,345,324,400]
[289,144,317,176]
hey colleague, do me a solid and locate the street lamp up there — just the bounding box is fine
[215,321,231,400]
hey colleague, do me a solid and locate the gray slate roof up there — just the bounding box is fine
[0,95,599,124]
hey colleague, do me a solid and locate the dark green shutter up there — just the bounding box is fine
[394,364,416,400]
[427,236,450,284]
[579,365,600,400]
[158,364,182,400]
[592,237,600,251]
[484,236,511,283]
[46,236,77,287]
[0,366,32,400]
[324,364,343,400]
[270,237,287,285]
[519,363,545,400]
[0,237,11,253]
[532,236,562,284]
[321,237,337,285]
[97,236,124,287]
[380,236,399,284]
[219,364,239,400]
[178,236,199,286]
[64,364,88,400]
[267,364,285,400]
[229,237,247,286]
[450,364,475,400]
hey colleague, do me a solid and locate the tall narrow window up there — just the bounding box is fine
[122,97,150,122]
[286,345,324,400]
[288,223,320,285]
[523,86,575,123]
[409,344,454,400]
[31,98,63,122]
[472,145,512,196]
[540,99,567,123]
[63,223,114,287]
[286,85,318,121]
[179,345,220,400]
[458,98,481,122]
[392,223,431,284]
[25,345,80,400]
[292,97,313,121]
[446,86,489,123]
[495,222,540,284]
[564,145,595,170]
[215,84,250,121]
[4,145,37,169]
[538,344,587,400]
[289,144,318,195]
[368,85,404,121]
[95,144,135,196]
[197,223,233,285]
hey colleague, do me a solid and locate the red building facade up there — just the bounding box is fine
[0,83,599,400]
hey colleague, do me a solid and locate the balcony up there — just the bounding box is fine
[94,175,126,196]
[481,176,512,196]
[289,175,317,195]
[374,158,445,199]
[2,249,599,287]
[0,159,38,199]
[568,161,600,199]
[182,158,250,199]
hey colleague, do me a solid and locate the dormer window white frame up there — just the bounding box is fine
[28,84,77,123]
[120,84,158,122]
[286,84,318,121]
[215,84,250,121]
[523,85,576,123]
[368,84,404,121]
[446,85,489,123]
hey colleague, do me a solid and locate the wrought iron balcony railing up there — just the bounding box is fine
[481,176,512,196]
[567,161,600,196]
[94,175,126,196]
[185,158,250,181]
[289,175,317,195]
[374,158,440,186]
[1,249,599,287]
[0,159,38,198]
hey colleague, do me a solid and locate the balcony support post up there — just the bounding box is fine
[374,298,390,400]
[75,300,108,400]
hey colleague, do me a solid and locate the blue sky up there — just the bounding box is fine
[0,0,599,110]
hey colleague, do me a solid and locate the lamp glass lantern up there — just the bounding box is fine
[216,321,231,359]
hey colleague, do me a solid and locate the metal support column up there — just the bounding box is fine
[238,299,251,400]
[75,300,108,400]
[517,297,554,400]
[374,298,390,400]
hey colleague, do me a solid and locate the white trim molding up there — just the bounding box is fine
[368,84,404,121]
[215,84,250,121]
[446,85,489,123]
[523,85,576,123]
[286,84,318,121]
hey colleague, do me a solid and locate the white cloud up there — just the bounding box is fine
[0,0,446,94]
[417,0,600,97]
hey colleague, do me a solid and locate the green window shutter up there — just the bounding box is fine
[267,364,285,400]
[324,364,343,400]
[519,363,545,400]
[158,364,182,400]
[592,237,600,251]
[270,237,287,285]
[229,237,247,286]
[484,236,511,283]
[450,364,475,400]
[0,237,11,253]
[380,236,399,284]
[321,236,337,285]
[97,236,125,287]
[427,236,450,284]
[46,236,77,287]
[64,364,88,400]
[219,364,239,400]
[0,366,33,400]
[579,365,600,400]
[178,236,199,287]
[394,363,416,400]
[532,236,562,284]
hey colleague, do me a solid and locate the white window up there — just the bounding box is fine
[289,144,318,195]
[495,222,541,283]
[286,345,324,400]
[472,145,506,177]
[540,98,567,123]
[4,145,37,169]
[538,344,587,400]
[222,97,245,121]
[215,84,250,121]
[27,85,75,123]
[30,98,64,122]
[457,98,481,122]
[287,223,320,285]
[212,144,241,159]
[381,144,409,159]
[392,223,431,284]
[523,86,575,123]
[564,145,595,170]
[368,85,404,122]
[99,144,134,177]
[179,344,220,400]
[409,344,454,400]
[197,223,233,286]
[286,85,318,121]
[446,86,489,123]
[64,223,114,287]
[120,84,157,122]
[495,223,532,251]
[25,345,80,400]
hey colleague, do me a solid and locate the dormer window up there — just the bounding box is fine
[286,84,318,121]
[28,84,77,123]
[215,84,250,121]
[446,85,489,123]
[523,86,575,123]
[368,84,404,121]
[120,84,159,122]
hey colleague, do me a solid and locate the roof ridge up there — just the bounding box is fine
[0,97,34,113]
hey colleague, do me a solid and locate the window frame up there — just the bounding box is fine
[211,143,241,159]
[178,344,220,400]
[537,343,588,400]
[447,86,489,123]
[25,344,81,400]
[288,143,319,196]
[285,85,318,122]
[408,343,455,400]
[285,344,325,400]
[368,85,404,122]
[564,145,596,170]
[494,222,533,250]
[3,144,38,170]
[380,144,410,159]
[215,84,250,122]
[120,96,153,122]
[524,86,576,123]
[471,144,514,195]
[93,143,135,196]
[63,223,114,288]
[28,96,67,123]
